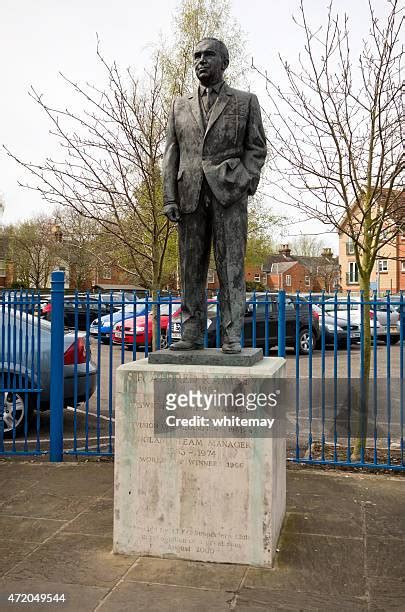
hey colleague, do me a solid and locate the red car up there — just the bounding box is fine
[112,302,181,349]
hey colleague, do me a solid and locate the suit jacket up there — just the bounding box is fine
[163,82,267,212]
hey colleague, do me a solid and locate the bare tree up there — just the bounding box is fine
[254,0,404,457]
[54,207,103,290]
[8,216,60,289]
[289,235,325,257]
[6,50,171,293]
[314,256,341,293]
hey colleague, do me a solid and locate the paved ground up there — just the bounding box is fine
[0,462,404,611]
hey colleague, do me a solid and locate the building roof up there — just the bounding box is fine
[268,261,297,273]
[264,254,295,269]
[264,254,338,273]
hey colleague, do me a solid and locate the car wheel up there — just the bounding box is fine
[160,330,168,350]
[298,328,316,355]
[386,335,400,345]
[2,390,33,438]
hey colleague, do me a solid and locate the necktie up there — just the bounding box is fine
[205,87,214,111]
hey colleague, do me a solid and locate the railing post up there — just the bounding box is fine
[278,290,286,357]
[50,271,65,462]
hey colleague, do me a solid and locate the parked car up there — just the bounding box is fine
[42,296,117,330]
[1,310,97,437]
[370,300,400,342]
[323,298,398,343]
[112,302,182,349]
[0,290,49,317]
[90,302,153,343]
[170,294,320,354]
[311,304,361,347]
[98,292,133,304]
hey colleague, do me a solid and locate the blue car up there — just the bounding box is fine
[90,303,152,343]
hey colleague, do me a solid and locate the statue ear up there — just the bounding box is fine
[223,59,229,71]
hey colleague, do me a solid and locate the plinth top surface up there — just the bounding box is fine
[148,347,263,367]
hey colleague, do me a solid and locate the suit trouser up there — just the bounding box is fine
[178,179,248,345]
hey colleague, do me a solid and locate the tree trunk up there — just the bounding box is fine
[352,273,371,461]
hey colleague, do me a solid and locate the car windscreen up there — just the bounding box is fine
[324,302,360,312]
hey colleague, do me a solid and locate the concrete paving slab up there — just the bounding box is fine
[0,462,114,498]
[9,533,136,588]
[0,579,109,612]
[0,490,96,521]
[368,577,405,611]
[0,475,41,501]
[0,515,64,543]
[125,557,246,590]
[0,540,38,576]
[366,536,405,581]
[97,581,234,612]
[286,470,366,516]
[236,588,368,611]
[283,510,363,539]
[60,498,113,538]
[245,532,365,597]
[364,504,405,539]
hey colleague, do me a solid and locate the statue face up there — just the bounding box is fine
[194,40,227,86]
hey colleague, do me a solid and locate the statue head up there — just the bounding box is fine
[194,38,229,87]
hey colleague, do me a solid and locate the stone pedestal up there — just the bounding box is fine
[113,357,286,567]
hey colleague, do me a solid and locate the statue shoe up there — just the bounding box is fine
[222,341,242,354]
[169,340,204,351]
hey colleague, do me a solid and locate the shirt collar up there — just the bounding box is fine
[199,80,225,95]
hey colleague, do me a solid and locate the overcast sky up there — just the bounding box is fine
[0,0,392,252]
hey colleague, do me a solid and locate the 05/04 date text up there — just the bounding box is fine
[7,593,66,604]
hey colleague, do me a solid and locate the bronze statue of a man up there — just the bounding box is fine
[163,37,267,354]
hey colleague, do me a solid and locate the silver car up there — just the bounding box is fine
[1,310,97,437]
[324,298,399,343]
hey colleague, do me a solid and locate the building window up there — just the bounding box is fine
[207,270,215,284]
[348,261,358,284]
[102,266,112,280]
[305,275,310,286]
[285,274,291,286]
[346,239,355,255]
[401,261,405,272]
[254,274,261,282]
[378,259,388,273]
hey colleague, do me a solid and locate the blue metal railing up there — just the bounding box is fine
[0,280,403,471]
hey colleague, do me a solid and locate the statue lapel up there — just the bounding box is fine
[187,91,205,136]
[205,83,232,137]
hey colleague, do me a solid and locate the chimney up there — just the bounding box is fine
[322,247,333,258]
[278,243,291,257]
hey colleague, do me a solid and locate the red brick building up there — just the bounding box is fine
[208,244,340,293]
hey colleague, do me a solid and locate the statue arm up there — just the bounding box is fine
[242,94,267,195]
[163,100,180,207]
